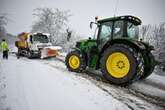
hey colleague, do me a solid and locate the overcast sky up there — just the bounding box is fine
[0,0,165,36]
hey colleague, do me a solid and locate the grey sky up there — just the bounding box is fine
[0,0,165,36]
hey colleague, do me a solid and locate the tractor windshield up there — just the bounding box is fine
[127,22,139,39]
[33,34,49,43]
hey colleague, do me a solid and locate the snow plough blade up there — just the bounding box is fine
[41,46,62,59]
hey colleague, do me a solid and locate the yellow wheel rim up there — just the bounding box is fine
[69,55,80,69]
[106,52,130,78]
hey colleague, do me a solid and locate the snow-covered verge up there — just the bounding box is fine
[0,54,132,110]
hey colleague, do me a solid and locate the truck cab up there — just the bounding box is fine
[16,32,52,58]
[28,33,52,51]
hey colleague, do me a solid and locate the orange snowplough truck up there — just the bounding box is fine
[15,32,61,59]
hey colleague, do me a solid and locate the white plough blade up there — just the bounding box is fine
[41,46,62,59]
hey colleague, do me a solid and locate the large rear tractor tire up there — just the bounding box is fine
[65,51,87,72]
[100,44,144,85]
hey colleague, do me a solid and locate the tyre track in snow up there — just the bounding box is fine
[37,58,164,110]
[136,78,165,91]
[52,56,165,108]
[0,59,10,110]
[77,70,165,110]
[12,55,165,110]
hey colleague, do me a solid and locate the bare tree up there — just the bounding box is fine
[62,30,83,52]
[0,14,8,38]
[31,8,71,45]
[140,23,165,62]
[140,24,151,41]
[66,28,72,41]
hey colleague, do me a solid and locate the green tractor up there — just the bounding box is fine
[65,15,156,85]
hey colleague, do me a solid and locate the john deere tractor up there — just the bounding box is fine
[65,15,156,85]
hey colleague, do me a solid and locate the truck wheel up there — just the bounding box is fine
[16,49,21,59]
[100,44,144,85]
[65,51,86,72]
[140,53,155,80]
[16,53,20,59]
[27,51,33,59]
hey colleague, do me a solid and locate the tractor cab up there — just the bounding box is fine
[91,16,141,44]
[91,16,141,51]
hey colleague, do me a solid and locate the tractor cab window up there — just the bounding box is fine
[99,22,113,43]
[113,20,124,38]
[127,22,139,39]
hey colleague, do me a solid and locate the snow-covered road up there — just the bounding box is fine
[0,54,165,110]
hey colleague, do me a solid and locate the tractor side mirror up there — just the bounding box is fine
[90,22,99,29]
[90,22,94,29]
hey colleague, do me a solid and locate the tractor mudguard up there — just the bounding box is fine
[71,47,87,58]
[72,47,82,53]
[101,39,147,54]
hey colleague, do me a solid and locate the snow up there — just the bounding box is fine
[130,73,165,102]
[0,54,129,110]
[44,57,165,110]
[56,53,165,103]
[0,53,165,110]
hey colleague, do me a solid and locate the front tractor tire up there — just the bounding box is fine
[101,44,144,85]
[65,51,86,72]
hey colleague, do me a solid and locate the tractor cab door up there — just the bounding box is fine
[97,21,113,51]
[97,20,125,51]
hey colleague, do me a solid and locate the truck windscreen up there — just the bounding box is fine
[33,35,49,43]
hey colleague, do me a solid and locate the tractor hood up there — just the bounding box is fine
[129,39,154,51]
[75,39,97,52]
[76,39,96,47]
[108,38,154,52]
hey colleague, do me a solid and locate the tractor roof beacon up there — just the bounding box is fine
[65,15,156,85]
